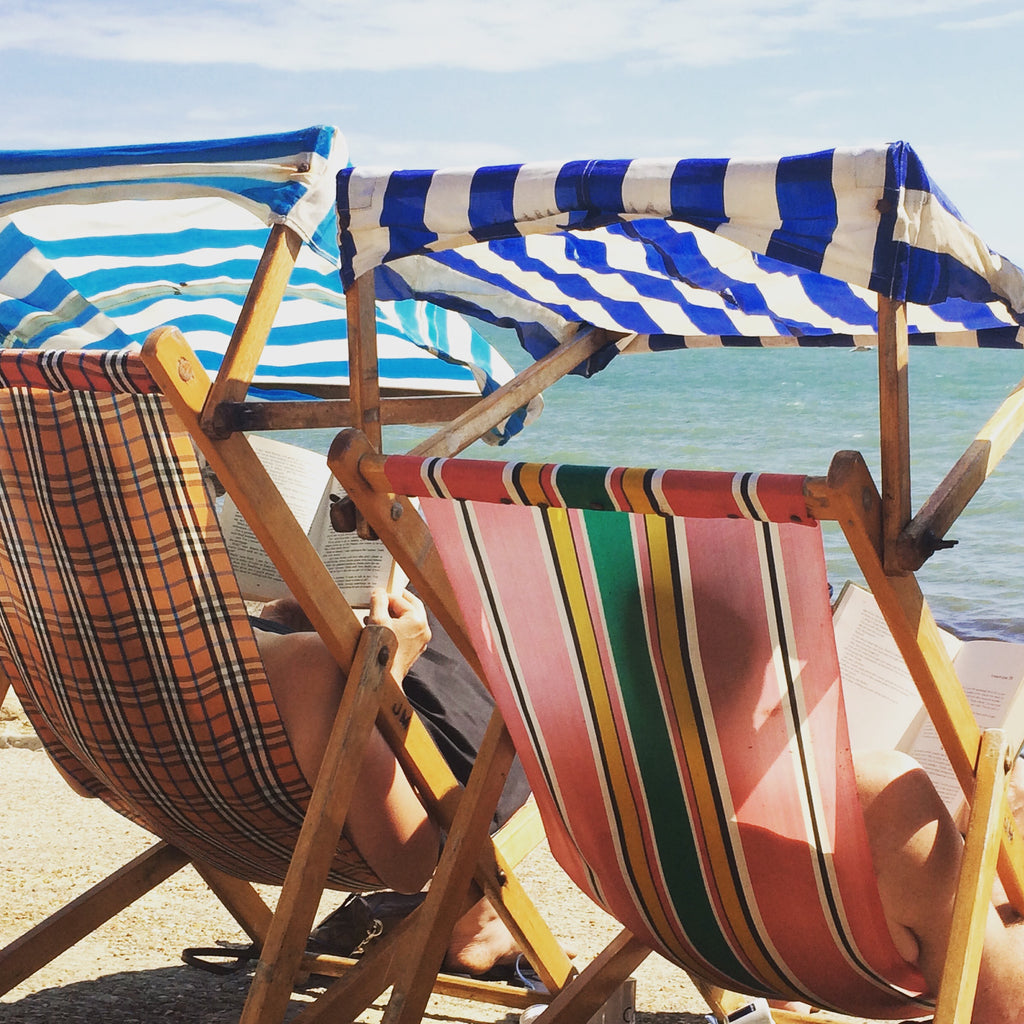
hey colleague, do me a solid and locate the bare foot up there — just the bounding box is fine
[444,896,519,975]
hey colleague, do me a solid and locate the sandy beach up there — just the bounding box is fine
[1,691,708,1024]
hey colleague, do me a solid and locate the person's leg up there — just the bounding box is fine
[257,595,536,975]
[856,749,1024,1024]
[257,627,439,895]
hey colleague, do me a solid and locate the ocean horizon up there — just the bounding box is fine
[294,341,1024,643]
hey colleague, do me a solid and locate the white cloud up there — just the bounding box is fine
[3,0,1012,73]
[344,132,526,168]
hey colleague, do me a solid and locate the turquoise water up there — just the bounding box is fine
[296,343,1024,642]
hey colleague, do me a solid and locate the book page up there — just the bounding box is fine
[219,435,332,602]
[833,582,941,752]
[307,488,395,608]
[907,640,1024,813]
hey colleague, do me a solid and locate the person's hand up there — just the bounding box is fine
[366,588,431,679]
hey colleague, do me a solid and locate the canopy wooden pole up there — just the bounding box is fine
[877,295,912,575]
[346,273,383,452]
[200,223,303,437]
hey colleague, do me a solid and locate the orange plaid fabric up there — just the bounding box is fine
[0,351,380,890]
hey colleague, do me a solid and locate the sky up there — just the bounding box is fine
[4,0,1024,259]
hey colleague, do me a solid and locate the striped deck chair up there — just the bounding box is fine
[330,429,1018,1024]
[0,347,571,1024]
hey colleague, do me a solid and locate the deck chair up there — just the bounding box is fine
[330,429,1024,1024]
[0,346,573,1024]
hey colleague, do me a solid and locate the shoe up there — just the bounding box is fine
[309,893,541,989]
[306,891,428,957]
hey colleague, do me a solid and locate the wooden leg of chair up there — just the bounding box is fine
[692,979,755,1023]
[382,711,521,1024]
[238,625,393,1024]
[297,794,573,1022]
[527,928,650,1023]
[934,728,1009,1024]
[0,841,189,995]
[191,862,275,945]
[291,920,411,1023]
[473,836,576,996]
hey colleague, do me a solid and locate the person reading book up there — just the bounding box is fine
[258,578,1024,1015]
[253,586,530,977]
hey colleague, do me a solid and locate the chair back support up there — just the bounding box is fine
[376,453,931,1015]
[0,350,379,889]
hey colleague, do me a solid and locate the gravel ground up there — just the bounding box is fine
[1,690,710,1024]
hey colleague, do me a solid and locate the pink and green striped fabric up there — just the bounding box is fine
[382,453,932,1016]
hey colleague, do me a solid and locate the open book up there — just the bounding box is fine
[219,434,399,609]
[834,581,1024,817]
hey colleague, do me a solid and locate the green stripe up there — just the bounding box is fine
[583,509,758,985]
[551,464,614,509]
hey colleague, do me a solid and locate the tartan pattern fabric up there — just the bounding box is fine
[0,347,159,394]
[0,350,380,889]
[381,453,932,1016]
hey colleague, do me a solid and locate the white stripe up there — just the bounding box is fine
[720,158,782,253]
[821,147,887,288]
[422,168,476,237]
[620,159,677,216]
[511,162,563,228]
[730,472,767,521]
[648,468,671,515]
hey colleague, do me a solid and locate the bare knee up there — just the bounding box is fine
[856,750,1024,1022]
[855,751,962,986]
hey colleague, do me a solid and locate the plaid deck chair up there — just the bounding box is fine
[330,431,1019,1024]
[0,348,571,1024]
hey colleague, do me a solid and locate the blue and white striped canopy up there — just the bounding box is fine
[337,143,1024,374]
[0,125,520,412]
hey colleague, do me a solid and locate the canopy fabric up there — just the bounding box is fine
[1,126,341,260]
[0,127,523,423]
[337,143,1024,371]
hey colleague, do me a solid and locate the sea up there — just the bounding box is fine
[293,341,1024,643]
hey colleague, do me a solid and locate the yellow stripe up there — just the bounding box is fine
[618,466,654,513]
[514,463,551,505]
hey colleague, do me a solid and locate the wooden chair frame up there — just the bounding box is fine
[142,328,576,1023]
[326,430,1024,1024]
[0,322,573,1024]
[171,220,1024,1022]
[6,216,1007,1020]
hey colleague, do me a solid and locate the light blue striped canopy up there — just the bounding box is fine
[0,125,520,417]
[337,143,1024,375]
